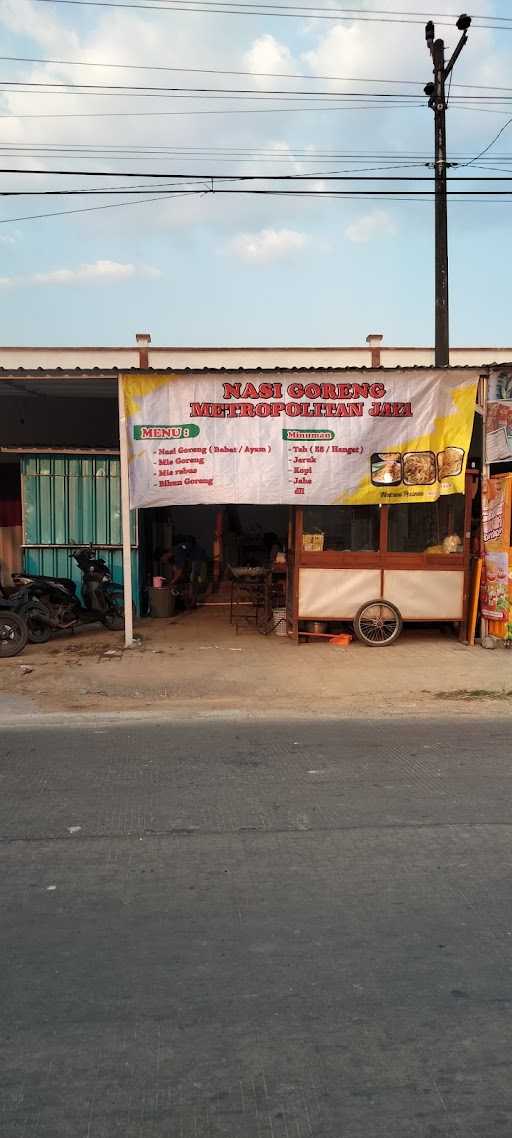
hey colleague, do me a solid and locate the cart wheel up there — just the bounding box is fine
[353,600,402,647]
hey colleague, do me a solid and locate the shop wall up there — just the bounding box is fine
[21,456,139,609]
[0,396,118,448]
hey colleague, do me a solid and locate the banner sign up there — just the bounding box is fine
[482,472,512,550]
[486,366,512,463]
[481,473,512,631]
[122,369,478,509]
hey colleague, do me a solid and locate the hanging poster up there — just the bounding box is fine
[481,472,512,632]
[486,366,512,463]
[482,473,512,549]
[481,551,509,621]
[122,368,478,509]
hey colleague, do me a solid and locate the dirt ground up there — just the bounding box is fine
[1,605,512,720]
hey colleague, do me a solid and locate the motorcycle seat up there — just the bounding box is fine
[17,574,76,594]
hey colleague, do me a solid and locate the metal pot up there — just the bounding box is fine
[305,620,327,635]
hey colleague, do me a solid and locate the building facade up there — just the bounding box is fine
[0,331,511,372]
[0,333,505,642]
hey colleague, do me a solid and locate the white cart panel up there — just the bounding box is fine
[298,568,381,618]
[383,569,464,619]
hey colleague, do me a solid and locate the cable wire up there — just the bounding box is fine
[461,117,512,168]
[26,0,512,30]
[2,55,512,96]
[5,185,512,226]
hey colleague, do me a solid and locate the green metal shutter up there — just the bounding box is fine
[21,455,139,607]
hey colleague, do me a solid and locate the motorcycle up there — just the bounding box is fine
[0,580,51,652]
[12,545,127,642]
[0,597,28,657]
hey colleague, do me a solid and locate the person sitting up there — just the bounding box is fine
[161,537,208,608]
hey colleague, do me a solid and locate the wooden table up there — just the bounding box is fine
[229,564,288,635]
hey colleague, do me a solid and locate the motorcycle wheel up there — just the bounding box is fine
[21,603,52,645]
[103,593,126,632]
[0,612,28,657]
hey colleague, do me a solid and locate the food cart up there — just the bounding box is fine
[287,469,478,645]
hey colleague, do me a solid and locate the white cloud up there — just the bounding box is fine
[344,210,398,244]
[0,0,80,52]
[0,0,505,248]
[226,227,309,263]
[0,231,21,246]
[243,34,294,84]
[0,260,161,287]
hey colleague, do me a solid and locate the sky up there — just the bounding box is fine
[0,0,511,346]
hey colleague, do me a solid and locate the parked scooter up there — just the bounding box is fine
[12,545,126,642]
[0,579,53,652]
[0,605,27,660]
[0,598,28,657]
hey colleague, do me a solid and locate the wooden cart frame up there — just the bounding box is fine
[286,470,477,643]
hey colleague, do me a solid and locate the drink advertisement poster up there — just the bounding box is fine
[481,551,510,622]
[486,366,512,464]
[481,473,512,628]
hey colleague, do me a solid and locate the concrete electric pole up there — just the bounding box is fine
[424,13,471,367]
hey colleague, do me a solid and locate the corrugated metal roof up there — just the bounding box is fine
[0,367,118,376]
[0,363,503,378]
[123,363,497,374]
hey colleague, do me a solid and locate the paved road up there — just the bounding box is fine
[2,717,512,1137]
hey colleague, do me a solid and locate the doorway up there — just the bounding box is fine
[140,504,290,613]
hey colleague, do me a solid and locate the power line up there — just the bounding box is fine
[1,143,510,159]
[214,188,512,195]
[3,80,512,107]
[3,92,511,113]
[26,0,445,22]
[461,116,512,168]
[0,55,425,84]
[26,0,512,15]
[26,0,512,30]
[22,0,512,30]
[0,145,426,157]
[0,102,506,118]
[0,145,430,160]
[0,92,429,110]
[0,187,209,196]
[4,168,512,181]
[2,55,512,96]
[464,161,512,174]
[0,80,438,97]
[0,153,432,173]
[0,143,479,152]
[0,104,428,119]
[0,193,437,227]
[0,189,205,225]
[5,186,512,196]
[3,187,512,226]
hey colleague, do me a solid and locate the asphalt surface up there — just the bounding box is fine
[2,717,512,1137]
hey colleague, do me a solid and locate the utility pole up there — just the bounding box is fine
[425,14,471,367]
